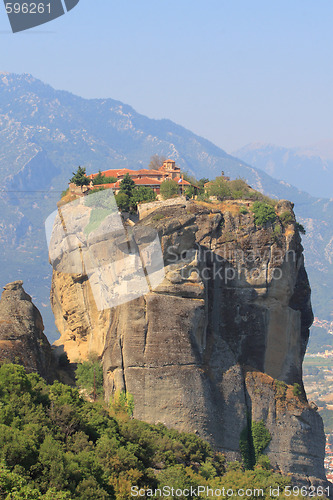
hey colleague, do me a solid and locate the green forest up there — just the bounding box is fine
[0,363,327,499]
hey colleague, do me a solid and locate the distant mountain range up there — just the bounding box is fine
[0,72,332,341]
[234,142,333,199]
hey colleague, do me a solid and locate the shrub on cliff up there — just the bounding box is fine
[110,390,134,418]
[279,211,294,225]
[240,419,271,469]
[252,420,271,462]
[251,201,277,226]
[293,383,302,397]
[275,379,287,398]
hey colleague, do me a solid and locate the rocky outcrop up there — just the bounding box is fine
[0,281,54,382]
[245,369,326,487]
[50,198,326,486]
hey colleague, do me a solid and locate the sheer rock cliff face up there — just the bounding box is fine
[0,281,54,382]
[51,271,111,362]
[50,199,326,486]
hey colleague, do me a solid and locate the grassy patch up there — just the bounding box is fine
[152,213,165,221]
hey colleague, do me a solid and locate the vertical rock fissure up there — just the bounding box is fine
[119,335,127,394]
[265,245,272,290]
[142,295,149,356]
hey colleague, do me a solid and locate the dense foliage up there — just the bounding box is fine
[160,179,179,199]
[75,356,104,400]
[252,421,272,462]
[119,173,135,198]
[206,176,275,205]
[239,419,271,470]
[206,176,231,200]
[0,363,317,499]
[114,192,130,212]
[251,201,277,226]
[92,171,117,186]
[116,176,156,211]
[130,186,156,207]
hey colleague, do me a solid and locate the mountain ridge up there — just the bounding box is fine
[234,142,333,199]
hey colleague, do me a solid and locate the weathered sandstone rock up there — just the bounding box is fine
[51,198,326,486]
[0,280,54,381]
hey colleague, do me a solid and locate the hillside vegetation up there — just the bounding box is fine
[0,363,324,500]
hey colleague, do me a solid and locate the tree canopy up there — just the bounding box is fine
[119,173,136,198]
[92,170,117,186]
[160,179,179,199]
[70,166,90,186]
[0,363,320,499]
[251,202,277,226]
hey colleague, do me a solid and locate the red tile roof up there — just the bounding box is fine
[133,177,162,185]
[89,169,125,179]
[88,165,196,190]
[91,177,163,189]
[89,168,166,179]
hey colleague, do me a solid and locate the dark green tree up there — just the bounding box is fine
[181,171,197,186]
[115,192,130,211]
[252,420,271,462]
[119,173,136,197]
[69,166,90,187]
[130,186,156,208]
[92,170,117,185]
[92,170,105,186]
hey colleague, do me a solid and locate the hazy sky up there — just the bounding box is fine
[1,0,332,152]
